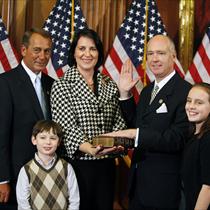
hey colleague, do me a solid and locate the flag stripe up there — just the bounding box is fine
[113,36,129,62]
[0,17,19,74]
[0,41,11,71]
[198,44,210,76]
[109,47,122,73]
[46,59,58,79]
[202,33,210,57]
[1,39,19,68]
[174,58,185,78]
[104,56,120,82]
[187,63,202,83]
[185,25,210,84]
[0,62,4,74]
[193,54,210,82]
[110,37,143,82]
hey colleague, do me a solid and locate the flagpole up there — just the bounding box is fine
[142,0,149,86]
[71,0,75,42]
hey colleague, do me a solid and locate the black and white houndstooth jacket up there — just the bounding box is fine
[51,66,127,160]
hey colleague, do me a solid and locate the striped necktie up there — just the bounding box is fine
[150,85,159,104]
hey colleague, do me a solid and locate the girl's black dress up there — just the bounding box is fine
[182,131,210,210]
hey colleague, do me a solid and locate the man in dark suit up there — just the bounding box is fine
[0,28,54,209]
[105,35,191,210]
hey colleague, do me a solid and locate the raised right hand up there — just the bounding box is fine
[0,183,10,203]
[118,59,140,98]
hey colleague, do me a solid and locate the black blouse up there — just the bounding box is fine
[182,131,210,210]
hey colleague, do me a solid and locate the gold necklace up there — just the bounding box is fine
[88,82,94,91]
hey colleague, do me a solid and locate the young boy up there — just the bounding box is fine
[16,120,80,210]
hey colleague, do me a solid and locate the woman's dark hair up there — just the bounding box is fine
[32,120,63,140]
[68,28,104,70]
[192,82,210,138]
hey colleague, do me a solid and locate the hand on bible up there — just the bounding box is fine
[102,129,137,139]
[79,142,123,157]
[96,145,124,156]
[0,183,10,203]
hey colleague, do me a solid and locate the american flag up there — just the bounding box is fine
[0,17,19,74]
[43,0,87,79]
[103,0,185,101]
[185,24,210,84]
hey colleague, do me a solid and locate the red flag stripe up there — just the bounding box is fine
[1,39,19,68]
[0,41,12,71]
[198,44,210,76]
[185,26,210,84]
[0,17,19,74]
[109,47,122,72]
[188,63,202,83]
[102,67,112,78]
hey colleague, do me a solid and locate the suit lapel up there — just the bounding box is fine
[143,73,178,117]
[17,66,44,119]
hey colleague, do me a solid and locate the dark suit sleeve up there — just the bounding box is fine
[0,77,13,181]
[119,96,136,128]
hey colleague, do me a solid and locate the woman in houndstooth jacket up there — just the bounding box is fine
[51,29,127,210]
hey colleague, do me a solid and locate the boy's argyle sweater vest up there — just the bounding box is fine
[24,157,69,210]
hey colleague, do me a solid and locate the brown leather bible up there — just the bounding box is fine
[92,136,134,148]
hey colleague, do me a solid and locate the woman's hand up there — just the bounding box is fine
[194,184,210,210]
[96,146,124,156]
[79,142,124,157]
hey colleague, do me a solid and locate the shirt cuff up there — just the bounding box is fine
[0,180,9,184]
[134,128,139,147]
[119,93,132,101]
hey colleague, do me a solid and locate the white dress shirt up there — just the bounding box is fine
[21,60,42,88]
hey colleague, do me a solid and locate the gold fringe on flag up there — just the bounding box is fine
[70,0,75,42]
[142,0,149,86]
[179,0,194,72]
[123,155,131,168]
